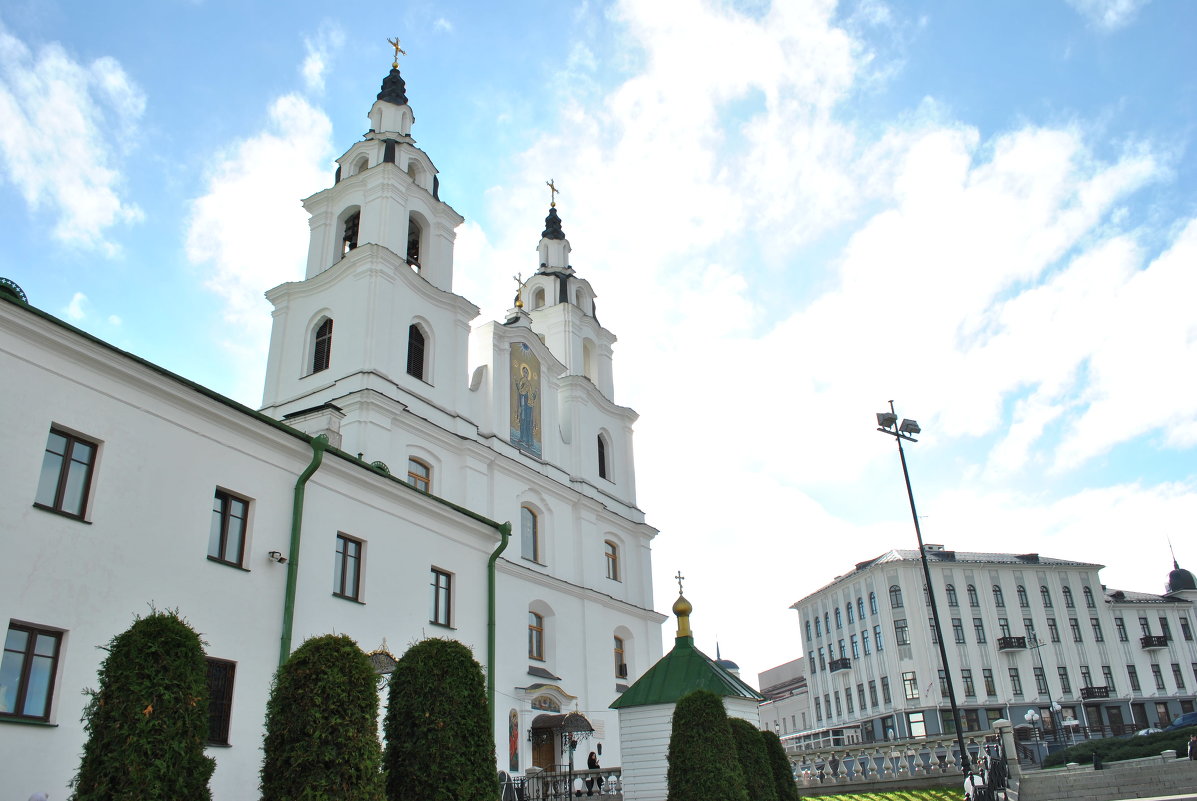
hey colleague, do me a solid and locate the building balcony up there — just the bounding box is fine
[829,657,851,673]
[1080,685,1110,700]
[1140,635,1169,649]
[997,636,1027,651]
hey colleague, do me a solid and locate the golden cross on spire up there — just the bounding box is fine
[387,37,406,69]
[546,178,560,208]
[512,272,528,309]
[675,571,685,595]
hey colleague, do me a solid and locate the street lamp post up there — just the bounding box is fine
[876,401,971,775]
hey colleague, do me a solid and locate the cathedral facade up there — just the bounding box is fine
[0,60,663,799]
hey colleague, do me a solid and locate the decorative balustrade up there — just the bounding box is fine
[788,732,1002,788]
[829,657,852,673]
[518,767,622,800]
[996,636,1026,651]
[1140,635,1168,649]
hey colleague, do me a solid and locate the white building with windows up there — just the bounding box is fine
[0,59,664,799]
[791,545,1197,747]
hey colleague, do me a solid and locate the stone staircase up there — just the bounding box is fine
[1014,754,1197,801]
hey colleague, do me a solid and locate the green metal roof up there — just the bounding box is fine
[610,636,763,709]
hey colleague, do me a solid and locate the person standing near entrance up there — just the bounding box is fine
[586,751,602,795]
[1187,734,1197,760]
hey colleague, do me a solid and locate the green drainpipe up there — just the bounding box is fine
[279,434,329,666]
[487,521,512,726]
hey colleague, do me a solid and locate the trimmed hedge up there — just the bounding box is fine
[666,690,748,801]
[729,718,778,801]
[383,638,496,801]
[260,634,384,801]
[1042,725,1197,768]
[70,610,214,801]
[760,728,802,801]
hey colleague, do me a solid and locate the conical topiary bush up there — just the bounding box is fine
[666,689,748,801]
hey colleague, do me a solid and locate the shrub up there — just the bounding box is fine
[260,634,384,801]
[383,638,496,801]
[760,728,801,801]
[1042,726,1197,768]
[70,609,214,801]
[727,718,777,801]
[666,689,748,801]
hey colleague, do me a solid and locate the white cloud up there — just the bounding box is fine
[301,22,345,94]
[0,23,144,255]
[1065,0,1150,30]
[433,17,453,33]
[64,291,87,321]
[186,93,333,403]
[107,314,121,326]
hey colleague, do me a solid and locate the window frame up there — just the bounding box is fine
[406,323,427,380]
[528,611,545,661]
[1,622,63,722]
[208,488,249,568]
[311,318,333,374]
[604,540,620,582]
[333,533,364,602]
[430,568,452,627]
[520,506,541,564]
[406,457,431,492]
[614,636,626,678]
[206,657,236,746]
[34,427,98,520]
[889,585,903,609]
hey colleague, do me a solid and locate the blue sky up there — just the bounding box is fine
[2,0,1196,685]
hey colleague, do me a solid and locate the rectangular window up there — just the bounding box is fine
[1173,663,1186,691]
[1009,667,1023,696]
[874,625,884,651]
[1116,618,1128,642]
[907,710,926,738]
[1182,619,1193,641]
[851,634,860,659]
[818,647,825,671]
[962,669,975,697]
[406,458,431,492]
[1140,617,1151,636]
[894,619,909,646]
[983,668,996,697]
[208,489,249,567]
[858,683,867,710]
[614,637,626,678]
[1128,665,1141,692]
[1160,617,1172,641]
[845,688,853,714]
[999,618,1011,638]
[333,534,363,601]
[881,676,892,704]
[838,638,846,658]
[929,617,938,644]
[1152,664,1166,691]
[1091,618,1104,642]
[1102,665,1115,693]
[939,669,949,697]
[974,618,986,643]
[1070,618,1083,643]
[430,568,452,627]
[1024,617,1036,641]
[903,671,919,701]
[1047,618,1060,643]
[1,622,63,722]
[1058,666,1071,693]
[815,697,822,721]
[206,658,235,745]
[604,541,620,581]
[869,680,879,707]
[1080,666,1092,688]
[953,617,965,644]
[528,612,545,660]
[34,428,98,519]
[1034,666,1048,695]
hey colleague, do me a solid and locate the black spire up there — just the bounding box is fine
[541,206,565,240]
[377,68,408,106]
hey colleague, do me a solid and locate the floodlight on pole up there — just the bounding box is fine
[876,400,970,774]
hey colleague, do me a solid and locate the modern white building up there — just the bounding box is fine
[791,545,1197,746]
[0,58,664,799]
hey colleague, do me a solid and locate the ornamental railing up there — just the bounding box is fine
[512,767,622,800]
[1140,635,1168,649]
[996,636,1026,651]
[789,731,1004,788]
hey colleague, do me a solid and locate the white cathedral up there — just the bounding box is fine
[0,57,665,799]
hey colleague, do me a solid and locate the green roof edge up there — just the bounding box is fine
[610,636,763,709]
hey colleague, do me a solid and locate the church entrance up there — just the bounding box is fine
[532,737,556,770]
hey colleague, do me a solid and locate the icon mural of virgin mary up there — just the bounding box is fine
[510,343,542,457]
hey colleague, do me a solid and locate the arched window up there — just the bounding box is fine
[614,636,627,678]
[967,585,979,607]
[805,620,812,641]
[858,597,866,619]
[847,603,854,624]
[353,155,368,175]
[597,434,610,480]
[528,611,545,660]
[889,585,903,609]
[824,612,830,634]
[1083,586,1095,608]
[869,592,878,615]
[583,339,595,380]
[1040,586,1053,608]
[993,585,1005,607]
[835,608,843,629]
[407,324,426,380]
[604,540,620,581]
[406,215,422,268]
[1062,586,1074,608]
[521,506,540,563]
[532,287,546,309]
[946,584,958,607]
[1017,585,1029,607]
[815,617,822,637]
[406,457,430,492]
[311,318,333,374]
[341,211,360,256]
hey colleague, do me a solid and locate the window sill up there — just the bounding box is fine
[521,557,546,567]
[205,742,233,749]
[429,621,455,630]
[32,503,91,524]
[206,556,250,572]
[332,593,365,605]
[0,715,58,728]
